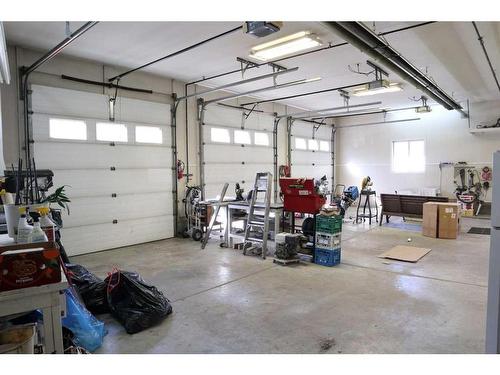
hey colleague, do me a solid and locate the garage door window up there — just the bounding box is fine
[211,127,230,143]
[308,139,319,151]
[234,130,251,144]
[49,118,87,140]
[319,140,330,152]
[136,126,162,144]
[392,140,425,173]
[254,132,269,146]
[96,122,128,142]
[295,137,307,150]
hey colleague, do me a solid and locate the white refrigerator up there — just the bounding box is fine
[486,151,500,353]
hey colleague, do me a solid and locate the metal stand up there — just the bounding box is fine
[243,172,272,259]
[356,190,378,225]
[201,183,228,249]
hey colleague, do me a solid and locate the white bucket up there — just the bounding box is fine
[0,324,36,354]
[4,204,22,238]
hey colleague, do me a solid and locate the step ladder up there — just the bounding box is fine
[243,172,272,259]
[201,182,228,250]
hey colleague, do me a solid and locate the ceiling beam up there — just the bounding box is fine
[278,101,382,119]
[322,22,467,116]
[204,77,321,106]
[176,67,299,101]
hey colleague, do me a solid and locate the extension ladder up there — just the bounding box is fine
[243,172,272,259]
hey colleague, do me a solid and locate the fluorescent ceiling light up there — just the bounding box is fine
[352,80,402,96]
[249,31,322,61]
[0,22,11,84]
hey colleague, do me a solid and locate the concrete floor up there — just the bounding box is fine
[72,213,491,354]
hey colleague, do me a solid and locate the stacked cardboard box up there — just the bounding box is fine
[422,202,461,239]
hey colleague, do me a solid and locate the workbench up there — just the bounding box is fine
[0,234,67,354]
[226,201,283,250]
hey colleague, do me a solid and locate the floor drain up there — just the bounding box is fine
[467,227,491,235]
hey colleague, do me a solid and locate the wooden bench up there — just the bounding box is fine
[379,194,449,226]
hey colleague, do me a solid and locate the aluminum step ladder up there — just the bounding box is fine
[201,183,228,250]
[243,172,272,259]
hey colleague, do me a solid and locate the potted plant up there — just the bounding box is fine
[41,185,71,227]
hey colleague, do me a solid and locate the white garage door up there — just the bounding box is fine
[290,119,333,186]
[202,105,275,199]
[31,85,174,256]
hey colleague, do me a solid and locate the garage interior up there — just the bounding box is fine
[0,20,499,355]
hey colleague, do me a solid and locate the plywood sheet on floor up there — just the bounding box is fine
[378,245,431,263]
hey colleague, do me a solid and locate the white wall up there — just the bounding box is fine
[335,100,500,201]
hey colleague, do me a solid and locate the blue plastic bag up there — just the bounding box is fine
[62,288,106,352]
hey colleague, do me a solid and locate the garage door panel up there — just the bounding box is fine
[292,165,331,180]
[292,150,331,165]
[34,142,171,169]
[63,192,174,228]
[203,144,272,164]
[119,97,170,125]
[61,216,174,256]
[32,85,108,119]
[204,106,274,131]
[52,169,172,197]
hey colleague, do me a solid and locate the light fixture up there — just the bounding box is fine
[415,96,432,113]
[352,80,402,96]
[249,31,322,61]
[0,22,11,84]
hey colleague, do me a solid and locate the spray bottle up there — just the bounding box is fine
[37,207,56,242]
[16,207,33,244]
[30,215,48,243]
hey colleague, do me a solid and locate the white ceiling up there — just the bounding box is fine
[4,21,500,112]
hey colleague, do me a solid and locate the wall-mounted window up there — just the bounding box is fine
[392,140,425,173]
[254,132,270,146]
[210,127,230,143]
[319,140,330,152]
[96,122,128,142]
[49,118,87,140]
[295,137,307,150]
[308,139,319,151]
[136,126,162,144]
[234,130,251,145]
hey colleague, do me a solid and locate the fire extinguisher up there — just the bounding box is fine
[177,160,185,180]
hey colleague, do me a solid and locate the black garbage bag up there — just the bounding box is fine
[105,270,172,334]
[65,264,109,314]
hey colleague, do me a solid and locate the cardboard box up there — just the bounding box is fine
[0,247,61,292]
[438,203,460,239]
[423,202,439,238]
[422,202,461,239]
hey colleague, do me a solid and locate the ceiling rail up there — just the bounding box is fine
[472,21,500,93]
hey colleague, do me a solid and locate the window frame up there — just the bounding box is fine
[96,122,129,143]
[253,131,270,147]
[294,137,307,150]
[391,139,425,174]
[234,129,252,145]
[210,127,231,144]
[135,125,163,144]
[49,118,88,141]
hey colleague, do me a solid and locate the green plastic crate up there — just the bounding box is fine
[315,214,342,234]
